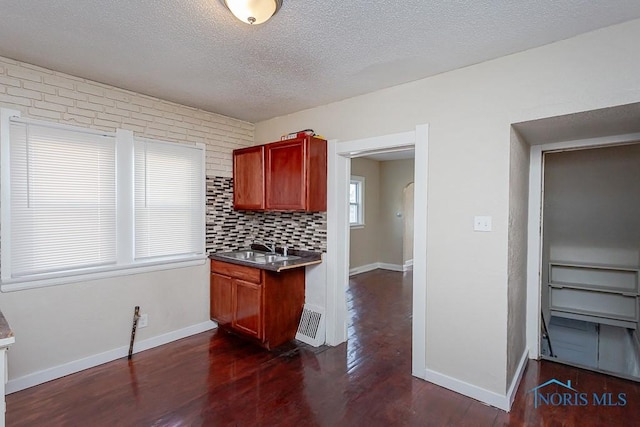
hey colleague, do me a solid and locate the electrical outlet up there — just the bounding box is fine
[473,216,492,232]
[138,313,148,328]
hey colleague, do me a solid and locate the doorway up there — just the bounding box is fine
[326,125,428,378]
[526,132,640,374]
[348,153,415,275]
[538,143,640,380]
[346,153,415,390]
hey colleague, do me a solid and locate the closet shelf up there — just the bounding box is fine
[549,261,639,294]
[550,261,640,272]
[549,281,638,297]
[548,261,639,329]
[551,308,638,329]
[551,306,637,322]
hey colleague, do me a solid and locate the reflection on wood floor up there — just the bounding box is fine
[6,269,640,425]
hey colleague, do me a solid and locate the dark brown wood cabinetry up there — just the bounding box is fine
[232,136,326,212]
[232,145,265,210]
[265,137,327,211]
[233,279,262,338]
[210,259,305,349]
[210,273,233,325]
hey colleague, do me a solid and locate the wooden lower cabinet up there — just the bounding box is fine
[210,273,233,325]
[210,260,305,349]
[233,279,262,338]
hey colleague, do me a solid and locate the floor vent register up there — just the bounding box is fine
[296,304,325,347]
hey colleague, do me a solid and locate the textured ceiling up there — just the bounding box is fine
[1,1,640,123]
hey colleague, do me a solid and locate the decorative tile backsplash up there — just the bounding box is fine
[206,176,327,253]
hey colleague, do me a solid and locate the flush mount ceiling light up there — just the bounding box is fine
[222,0,283,25]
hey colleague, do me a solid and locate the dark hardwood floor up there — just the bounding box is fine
[6,269,640,426]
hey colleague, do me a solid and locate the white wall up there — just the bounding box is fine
[379,159,414,266]
[403,183,415,265]
[543,143,640,266]
[507,128,530,384]
[254,19,640,395]
[0,56,254,388]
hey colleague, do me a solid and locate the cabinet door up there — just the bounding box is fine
[233,279,263,339]
[210,273,233,325]
[306,137,327,211]
[265,139,306,210]
[233,146,265,210]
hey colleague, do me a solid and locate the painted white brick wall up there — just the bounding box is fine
[0,56,254,176]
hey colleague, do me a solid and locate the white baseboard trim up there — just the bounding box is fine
[6,320,217,394]
[506,348,530,411]
[403,259,413,271]
[349,262,405,276]
[349,263,379,276]
[424,367,510,412]
[377,263,404,272]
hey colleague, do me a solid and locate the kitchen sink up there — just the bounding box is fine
[216,250,300,264]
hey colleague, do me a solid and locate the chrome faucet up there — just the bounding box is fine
[253,240,276,253]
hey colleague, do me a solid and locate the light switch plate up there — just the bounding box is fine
[474,216,492,232]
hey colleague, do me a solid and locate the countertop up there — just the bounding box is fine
[209,247,322,272]
[0,310,14,343]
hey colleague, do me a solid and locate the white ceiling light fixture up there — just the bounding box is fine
[222,0,283,25]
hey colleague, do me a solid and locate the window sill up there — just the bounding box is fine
[350,224,365,229]
[1,256,208,292]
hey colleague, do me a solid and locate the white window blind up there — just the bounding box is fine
[8,119,117,278]
[2,110,206,290]
[134,138,205,260]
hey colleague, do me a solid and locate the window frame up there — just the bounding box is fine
[1,109,207,292]
[349,175,365,228]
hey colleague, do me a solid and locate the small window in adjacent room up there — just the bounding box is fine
[350,176,365,227]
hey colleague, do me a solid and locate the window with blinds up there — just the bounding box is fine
[8,120,117,277]
[134,138,205,260]
[1,110,206,290]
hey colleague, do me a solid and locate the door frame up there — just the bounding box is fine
[326,124,429,378]
[525,132,640,357]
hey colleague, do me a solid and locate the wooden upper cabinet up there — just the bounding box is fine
[232,136,326,212]
[265,136,327,211]
[265,139,306,210]
[233,145,265,210]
